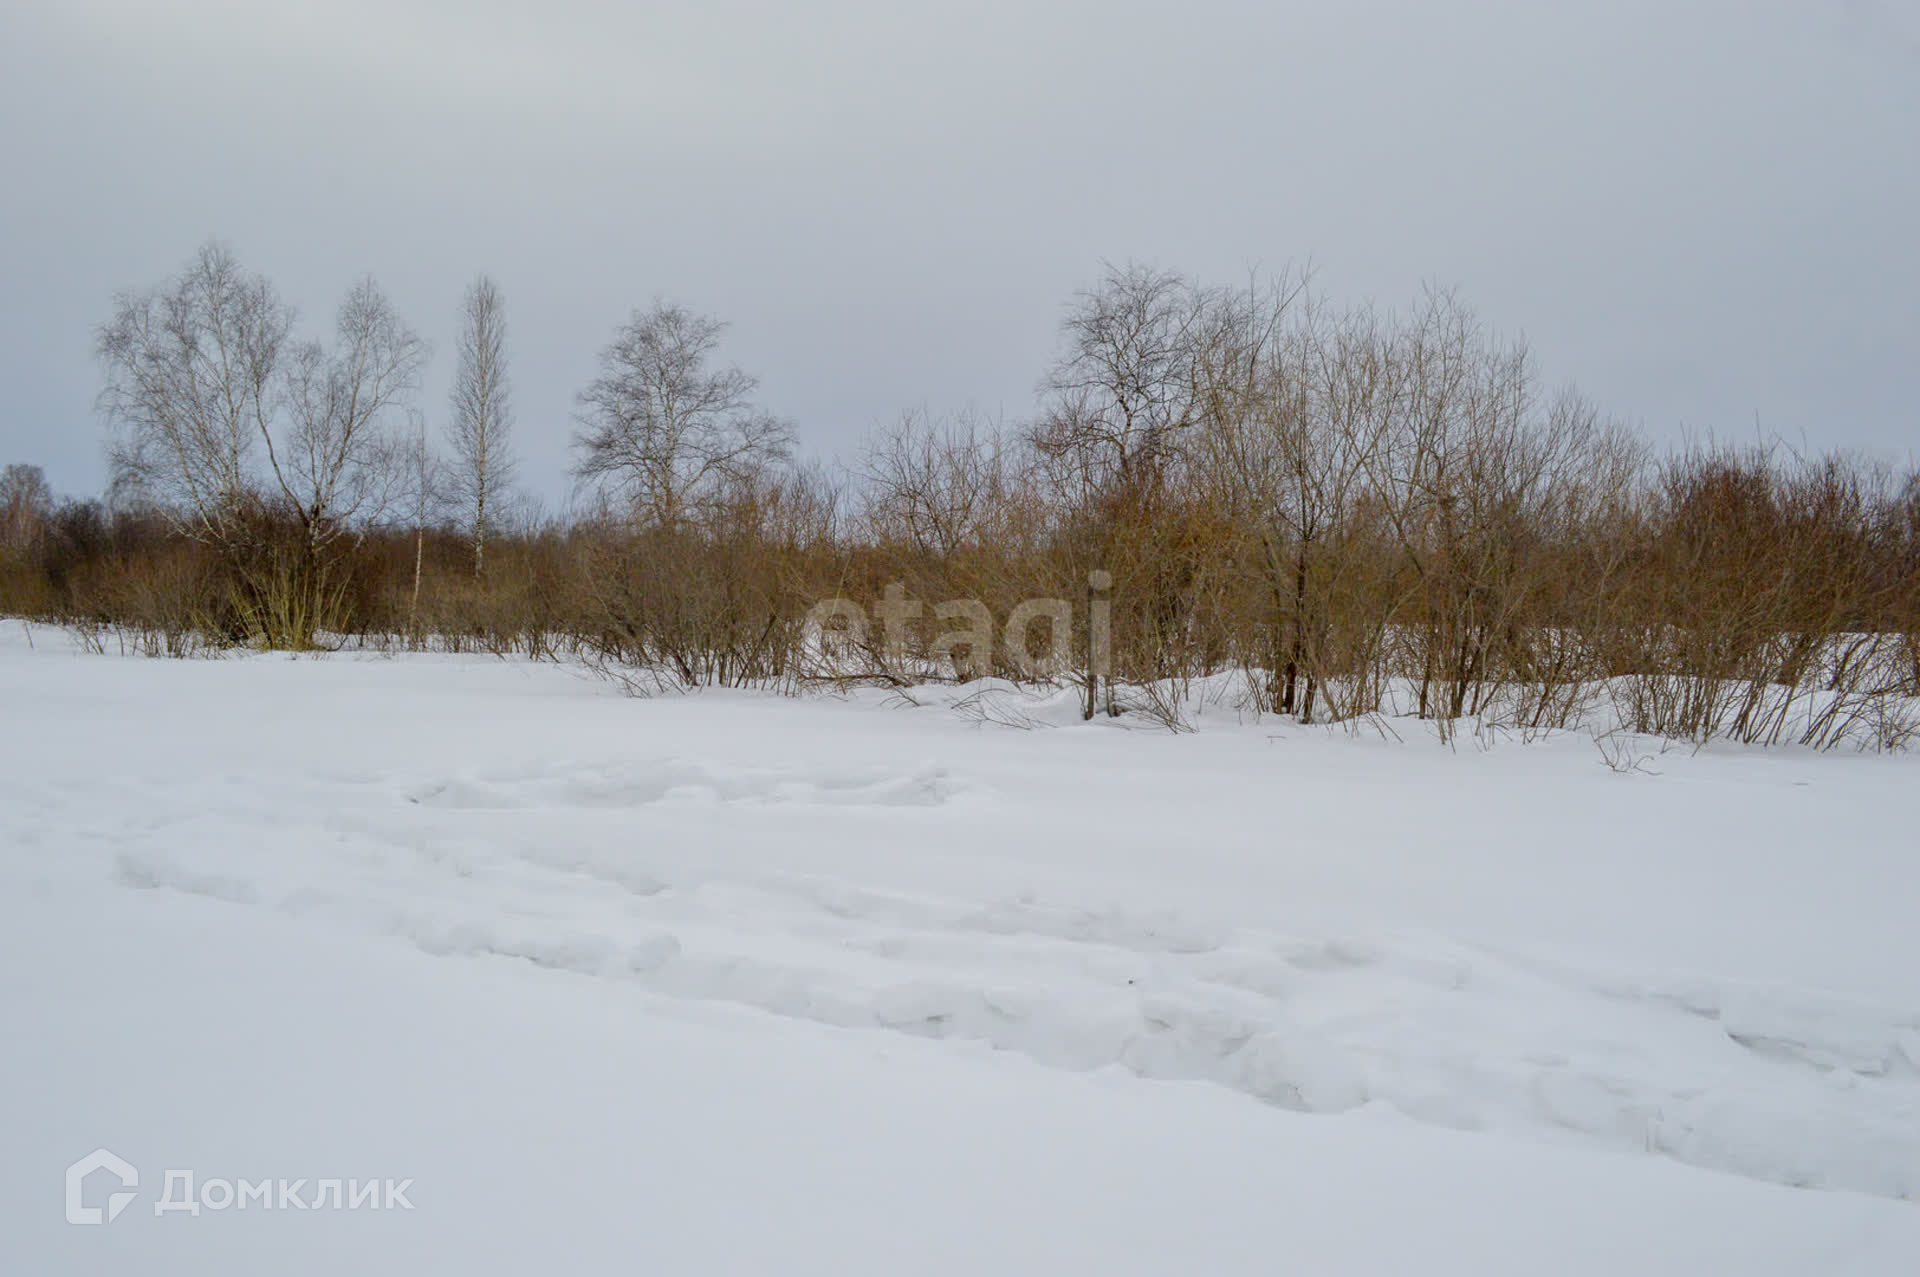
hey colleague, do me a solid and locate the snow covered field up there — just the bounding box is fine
[4,622,1919,1274]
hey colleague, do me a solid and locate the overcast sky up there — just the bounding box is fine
[3,0,1916,506]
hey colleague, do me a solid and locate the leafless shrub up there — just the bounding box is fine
[950,685,1051,730]
[1110,677,1196,733]
[1592,726,1667,776]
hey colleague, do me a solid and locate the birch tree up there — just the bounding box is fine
[96,242,293,546]
[573,302,792,531]
[446,275,515,577]
[97,243,425,646]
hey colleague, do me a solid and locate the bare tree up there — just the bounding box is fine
[401,414,447,644]
[246,276,425,644]
[271,276,425,551]
[96,244,425,646]
[0,463,54,553]
[1197,277,1390,718]
[1030,263,1212,499]
[446,275,516,577]
[573,302,793,530]
[97,242,293,545]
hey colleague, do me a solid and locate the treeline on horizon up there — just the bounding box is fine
[1,242,1917,749]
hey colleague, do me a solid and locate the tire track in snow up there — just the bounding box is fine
[106,783,1920,1205]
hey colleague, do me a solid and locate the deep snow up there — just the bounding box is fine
[3,623,1917,1273]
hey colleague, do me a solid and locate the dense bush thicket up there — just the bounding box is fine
[3,252,1916,748]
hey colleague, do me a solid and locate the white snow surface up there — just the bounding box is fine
[3,623,1918,1273]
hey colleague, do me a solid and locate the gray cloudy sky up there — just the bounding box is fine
[3,0,1916,505]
